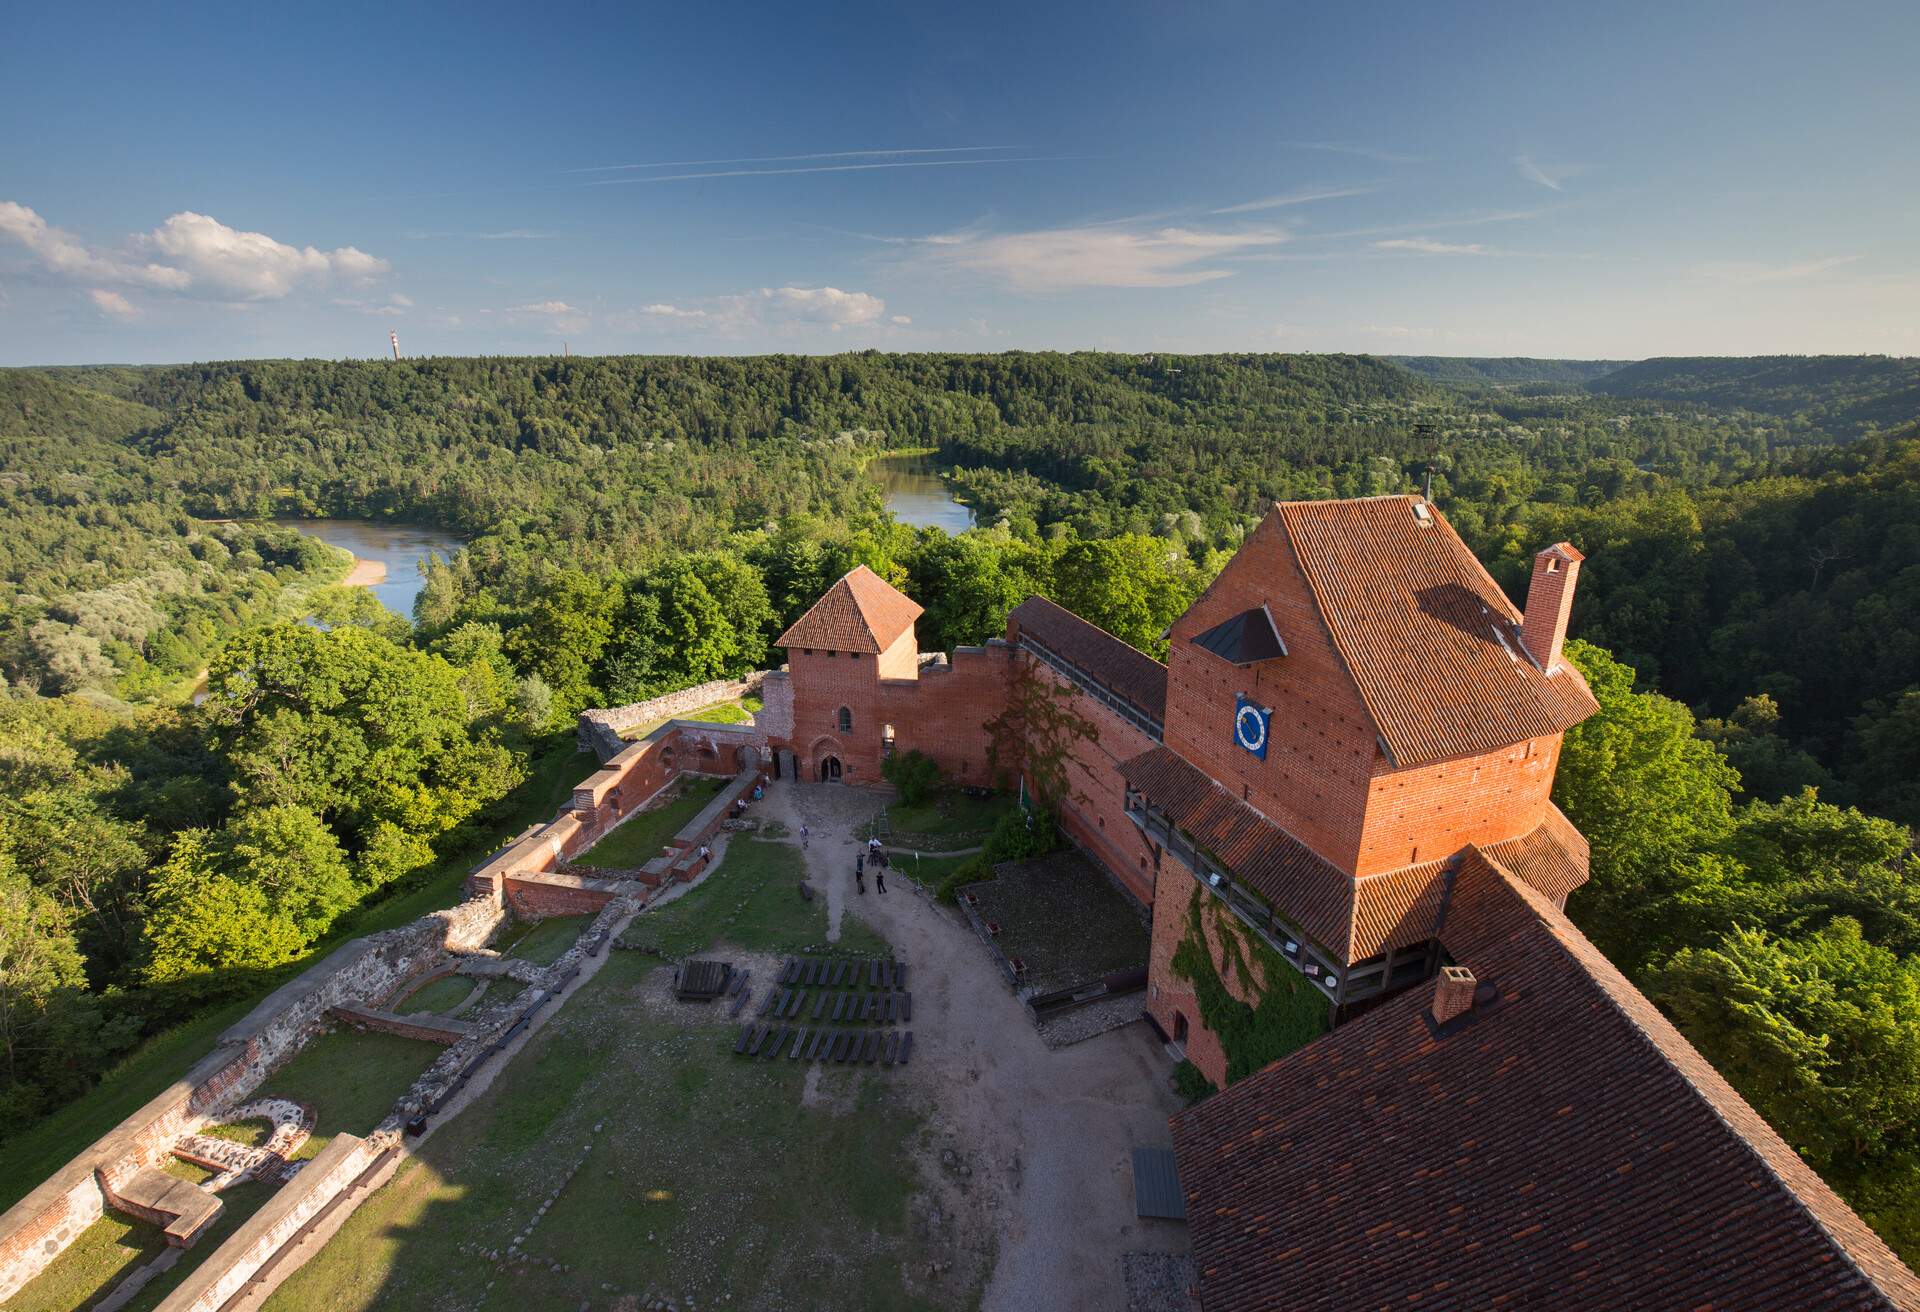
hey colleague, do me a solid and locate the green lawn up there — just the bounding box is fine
[0,736,586,1213]
[629,836,888,959]
[118,1179,275,1312]
[200,1117,270,1148]
[497,916,588,966]
[868,789,1016,851]
[477,977,527,1010]
[396,974,478,1015]
[887,850,979,890]
[573,777,726,870]
[7,1210,165,1312]
[251,1029,444,1158]
[262,949,954,1311]
[616,693,763,739]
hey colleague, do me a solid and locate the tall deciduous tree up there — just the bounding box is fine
[1555,639,1740,969]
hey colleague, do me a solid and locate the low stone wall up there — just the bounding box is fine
[0,893,507,1302]
[577,671,771,761]
[152,1133,380,1312]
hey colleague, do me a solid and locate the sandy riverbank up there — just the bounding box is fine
[342,556,388,587]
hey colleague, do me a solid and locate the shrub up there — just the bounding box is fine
[982,804,1062,864]
[881,749,941,806]
[935,854,992,904]
[1172,1059,1216,1106]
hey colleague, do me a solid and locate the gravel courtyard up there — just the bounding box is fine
[764,779,1191,1312]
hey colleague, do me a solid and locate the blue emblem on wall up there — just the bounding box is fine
[1233,696,1270,759]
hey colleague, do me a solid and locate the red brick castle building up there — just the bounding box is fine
[769,494,1920,1310]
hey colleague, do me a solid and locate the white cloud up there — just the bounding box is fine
[630,286,888,334]
[1211,185,1376,215]
[510,300,579,315]
[642,302,705,320]
[890,314,912,326]
[88,288,137,320]
[0,201,390,302]
[333,292,414,316]
[140,212,388,299]
[1694,255,1859,284]
[1513,154,1584,191]
[758,286,885,329]
[914,223,1290,291]
[1374,237,1490,255]
[0,201,188,289]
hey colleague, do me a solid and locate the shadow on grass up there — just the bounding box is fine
[0,736,587,1213]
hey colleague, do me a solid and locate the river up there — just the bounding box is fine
[274,519,466,619]
[871,452,974,533]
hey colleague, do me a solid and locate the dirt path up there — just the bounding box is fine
[763,780,1189,1312]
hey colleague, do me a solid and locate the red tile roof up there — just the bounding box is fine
[1119,745,1355,960]
[1274,496,1599,768]
[1172,858,1920,1312]
[775,565,923,654]
[1121,743,1590,964]
[1008,596,1168,725]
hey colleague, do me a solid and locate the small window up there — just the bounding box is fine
[1546,558,1560,573]
[837,706,853,733]
[803,648,814,656]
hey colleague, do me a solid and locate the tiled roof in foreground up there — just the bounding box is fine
[775,565,923,654]
[1275,496,1600,768]
[1008,596,1167,725]
[1172,857,1920,1312]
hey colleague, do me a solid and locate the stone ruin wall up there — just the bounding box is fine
[473,720,769,917]
[2,712,765,1304]
[577,670,772,762]
[0,892,506,1302]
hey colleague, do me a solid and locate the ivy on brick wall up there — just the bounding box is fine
[1170,885,1330,1084]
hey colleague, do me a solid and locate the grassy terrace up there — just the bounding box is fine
[867,788,1016,851]
[626,835,887,959]
[263,835,952,1312]
[616,691,764,740]
[572,776,727,870]
[7,1211,166,1312]
[495,915,588,966]
[0,736,587,1215]
[396,973,477,1015]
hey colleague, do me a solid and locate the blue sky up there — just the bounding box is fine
[3,0,1916,364]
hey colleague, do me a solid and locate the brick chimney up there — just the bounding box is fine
[1521,542,1584,672]
[1431,965,1478,1026]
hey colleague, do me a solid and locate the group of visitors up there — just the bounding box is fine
[856,834,889,895]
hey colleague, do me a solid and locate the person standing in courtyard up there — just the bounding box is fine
[855,860,866,894]
[876,866,886,894]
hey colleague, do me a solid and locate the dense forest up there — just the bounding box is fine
[1,351,1917,1256]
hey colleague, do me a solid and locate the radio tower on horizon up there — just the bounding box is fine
[389,331,401,361]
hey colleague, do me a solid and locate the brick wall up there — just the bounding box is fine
[1164,515,1379,874]
[1024,659,1160,905]
[1356,734,1562,875]
[1145,872,1229,1087]
[877,645,1015,787]
[151,1134,381,1312]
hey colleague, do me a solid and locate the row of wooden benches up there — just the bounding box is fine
[779,957,908,990]
[756,988,912,1024]
[734,1024,914,1066]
